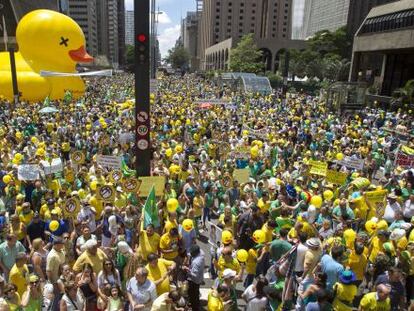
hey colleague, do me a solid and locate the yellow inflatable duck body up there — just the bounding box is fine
[0,9,93,102]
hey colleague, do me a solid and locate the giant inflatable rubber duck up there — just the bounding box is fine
[0,9,93,102]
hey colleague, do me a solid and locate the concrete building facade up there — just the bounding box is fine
[181,11,201,70]
[107,0,119,67]
[125,10,134,46]
[349,0,414,97]
[199,0,305,71]
[117,0,125,66]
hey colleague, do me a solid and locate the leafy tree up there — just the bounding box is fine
[393,79,414,109]
[164,46,190,70]
[308,26,351,59]
[125,45,135,71]
[229,34,263,74]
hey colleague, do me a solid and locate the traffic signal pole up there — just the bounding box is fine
[134,0,151,176]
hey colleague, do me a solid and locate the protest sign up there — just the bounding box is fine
[365,189,388,218]
[71,151,85,165]
[207,221,223,247]
[338,156,364,171]
[242,125,268,140]
[96,155,122,169]
[64,197,80,216]
[40,158,63,175]
[233,146,250,159]
[138,176,165,197]
[395,152,414,168]
[122,177,141,193]
[18,164,40,181]
[97,185,116,202]
[309,160,328,176]
[110,170,123,183]
[326,170,348,185]
[233,169,250,184]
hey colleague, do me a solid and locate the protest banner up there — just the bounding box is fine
[395,152,414,168]
[138,176,165,197]
[309,160,328,176]
[18,164,40,181]
[40,158,63,175]
[242,125,268,140]
[233,168,250,184]
[96,155,122,169]
[338,156,364,171]
[233,146,250,159]
[326,169,348,185]
[207,221,223,247]
[365,189,388,218]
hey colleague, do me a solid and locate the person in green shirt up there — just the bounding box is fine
[269,228,292,262]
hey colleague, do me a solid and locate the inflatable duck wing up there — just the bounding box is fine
[0,9,93,102]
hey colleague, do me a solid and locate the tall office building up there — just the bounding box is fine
[346,0,398,37]
[96,0,109,58]
[181,11,200,70]
[303,0,350,38]
[117,0,125,66]
[199,0,304,71]
[107,0,119,67]
[68,0,98,57]
[125,10,134,45]
[291,0,307,39]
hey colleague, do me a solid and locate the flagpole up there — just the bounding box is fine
[2,15,7,51]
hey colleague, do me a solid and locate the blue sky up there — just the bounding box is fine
[125,0,196,58]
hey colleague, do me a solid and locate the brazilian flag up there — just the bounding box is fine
[143,186,159,228]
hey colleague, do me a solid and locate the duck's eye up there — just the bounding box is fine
[59,37,69,47]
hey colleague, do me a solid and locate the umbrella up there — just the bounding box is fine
[39,106,59,114]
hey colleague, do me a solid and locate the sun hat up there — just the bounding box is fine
[222,269,236,279]
[306,237,321,248]
[339,270,357,284]
[390,228,406,241]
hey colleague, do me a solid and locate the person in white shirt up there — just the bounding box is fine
[77,204,97,233]
[242,275,269,311]
[294,232,309,276]
[126,267,157,311]
[403,194,414,221]
[383,193,402,224]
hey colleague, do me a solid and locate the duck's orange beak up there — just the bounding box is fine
[69,45,94,63]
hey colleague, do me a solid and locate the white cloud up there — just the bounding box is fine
[158,24,180,58]
[125,0,133,10]
[157,12,172,24]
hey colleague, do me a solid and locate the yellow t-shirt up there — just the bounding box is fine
[343,228,357,250]
[137,231,160,261]
[207,291,224,311]
[159,233,179,260]
[359,292,390,311]
[39,205,63,221]
[332,282,357,311]
[163,219,178,234]
[146,258,174,295]
[369,237,383,263]
[217,256,240,277]
[9,223,26,241]
[257,198,270,214]
[262,223,273,243]
[9,264,29,297]
[19,210,34,226]
[347,252,367,281]
[72,248,107,274]
[193,196,204,217]
[245,248,257,274]
[89,195,104,220]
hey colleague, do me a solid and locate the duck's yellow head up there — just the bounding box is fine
[16,9,93,71]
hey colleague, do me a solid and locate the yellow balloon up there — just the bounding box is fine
[49,220,59,232]
[0,10,93,102]
[2,175,12,184]
[90,180,98,191]
[14,153,23,161]
[221,230,233,244]
[166,198,179,213]
[36,148,45,157]
[336,153,344,161]
[250,146,259,158]
[310,195,323,208]
[236,249,248,263]
[165,148,173,158]
[182,219,194,232]
[31,137,38,144]
[175,145,183,153]
[78,189,86,199]
[252,229,266,244]
[323,190,334,201]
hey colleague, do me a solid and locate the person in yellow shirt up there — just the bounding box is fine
[262,220,277,243]
[137,224,160,262]
[359,284,391,311]
[163,211,178,234]
[207,284,229,311]
[257,192,271,214]
[216,246,241,279]
[218,207,237,234]
[9,252,29,297]
[332,270,358,311]
[39,198,62,221]
[9,215,26,243]
[244,248,257,287]
[73,239,107,274]
[159,227,181,261]
[368,230,388,263]
[18,203,33,226]
[346,243,368,286]
[145,253,176,295]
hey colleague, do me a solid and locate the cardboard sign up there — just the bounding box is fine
[18,164,41,181]
[309,160,328,176]
[71,151,85,164]
[365,189,388,218]
[122,177,141,193]
[64,197,80,216]
[242,125,268,139]
[338,156,364,171]
[395,152,414,168]
[207,221,223,247]
[40,158,63,175]
[233,169,250,184]
[97,185,116,201]
[96,155,122,169]
[326,170,348,185]
[138,176,165,197]
[110,170,123,183]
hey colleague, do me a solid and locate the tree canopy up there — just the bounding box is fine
[229,34,263,74]
[164,46,190,70]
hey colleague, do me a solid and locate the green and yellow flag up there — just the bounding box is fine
[143,185,159,228]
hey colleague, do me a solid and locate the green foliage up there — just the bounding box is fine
[164,46,190,70]
[308,27,351,59]
[266,72,283,88]
[229,34,263,74]
[125,45,135,71]
[393,79,414,108]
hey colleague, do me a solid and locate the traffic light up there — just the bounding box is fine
[134,0,151,176]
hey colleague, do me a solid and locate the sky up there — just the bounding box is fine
[125,0,196,58]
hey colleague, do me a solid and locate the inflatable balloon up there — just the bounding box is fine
[0,10,93,102]
[49,220,59,232]
[323,190,334,201]
[182,219,194,232]
[166,198,179,212]
[310,195,323,208]
[336,153,344,161]
[221,230,233,244]
[250,145,259,158]
[2,175,12,184]
[31,137,38,144]
[236,249,248,263]
[365,219,377,235]
[90,180,98,191]
[252,229,266,244]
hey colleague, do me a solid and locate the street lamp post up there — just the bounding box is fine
[134,0,151,176]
